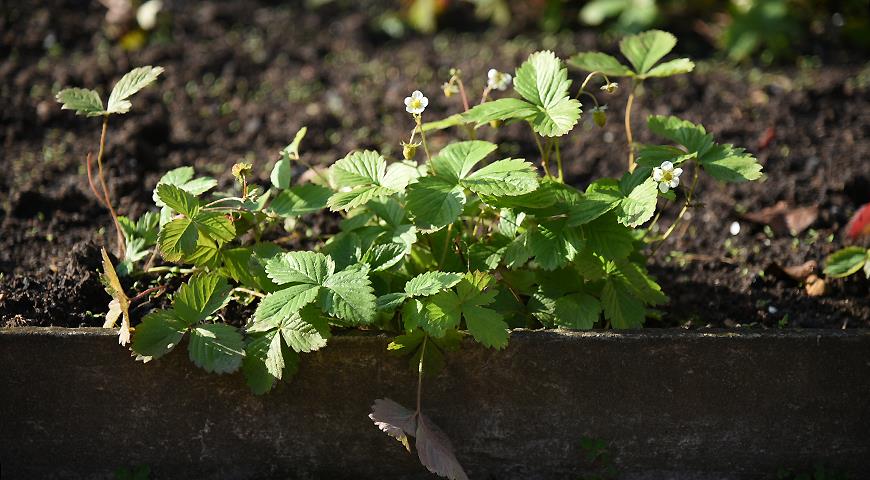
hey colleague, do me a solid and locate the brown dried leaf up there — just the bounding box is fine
[416,414,469,480]
[782,260,817,281]
[369,398,417,453]
[742,201,817,236]
[101,248,131,345]
[805,274,826,297]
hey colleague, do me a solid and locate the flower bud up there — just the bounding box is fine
[402,141,420,160]
[593,109,607,128]
[232,162,253,180]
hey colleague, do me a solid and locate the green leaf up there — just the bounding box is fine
[619,30,676,75]
[528,219,584,270]
[152,167,217,207]
[172,274,232,326]
[270,159,292,190]
[222,245,281,292]
[55,88,105,117]
[699,144,763,183]
[567,179,623,227]
[422,292,463,337]
[583,213,634,260]
[431,141,497,182]
[463,98,538,127]
[462,159,539,197]
[617,177,658,227]
[378,292,408,312]
[463,304,509,349]
[156,184,200,217]
[602,279,645,329]
[636,145,688,168]
[648,115,714,156]
[406,176,466,230]
[514,51,582,137]
[106,66,164,114]
[192,211,236,242]
[242,330,285,394]
[321,266,377,324]
[823,247,868,278]
[554,293,601,330]
[254,283,321,325]
[364,242,408,271]
[269,184,332,217]
[157,217,198,262]
[188,323,245,374]
[613,259,668,305]
[331,150,388,187]
[422,113,467,132]
[278,305,331,353]
[327,185,396,211]
[568,52,633,77]
[644,58,694,78]
[405,271,464,297]
[265,251,334,285]
[131,310,187,360]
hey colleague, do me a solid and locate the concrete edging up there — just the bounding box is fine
[1,327,869,479]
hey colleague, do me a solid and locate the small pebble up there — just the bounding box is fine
[729,221,741,236]
[768,305,779,314]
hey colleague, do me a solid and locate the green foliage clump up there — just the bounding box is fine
[57,31,763,479]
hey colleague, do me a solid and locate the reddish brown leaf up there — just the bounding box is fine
[416,414,469,480]
[369,398,417,453]
[782,260,817,281]
[845,203,870,240]
[742,201,818,236]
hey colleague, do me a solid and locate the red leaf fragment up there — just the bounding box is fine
[845,203,870,241]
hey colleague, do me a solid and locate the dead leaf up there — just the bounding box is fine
[782,260,817,281]
[742,201,818,236]
[845,203,870,241]
[101,248,131,346]
[416,414,469,480]
[805,274,826,297]
[369,398,417,453]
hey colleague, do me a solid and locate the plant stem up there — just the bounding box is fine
[416,116,431,163]
[533,130,551,177]
[652,165,699,255]
[438,223,453,268]
[479,86,491,105]
[554,138,564,182]
[233,287,265,298]
[416,335,428,414]
[95,115,126,258]
[130,285,166,304]
[625,83,638,172]
[144,265,194,275]
[456,79,470,112]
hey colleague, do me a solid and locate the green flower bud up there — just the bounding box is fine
[402,141,420,160]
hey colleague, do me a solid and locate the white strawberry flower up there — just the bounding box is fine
[404,90,428,115]
[487,69,512,91]
[652,160,683,193]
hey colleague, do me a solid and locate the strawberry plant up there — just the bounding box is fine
[56,32,763,478]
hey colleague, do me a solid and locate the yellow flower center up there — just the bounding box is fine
[409,99,423,110]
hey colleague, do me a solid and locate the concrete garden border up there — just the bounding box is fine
[1,327,868,479]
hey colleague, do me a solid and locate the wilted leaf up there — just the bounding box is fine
[369,398,418,453]
[416,414,469,480]
[742,201,817,236]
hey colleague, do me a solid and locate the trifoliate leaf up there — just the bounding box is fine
[602,279,645,329]
[583,213,634,260]
[156,183,200,217]
[431,140,498,182]
[463,304,508,349]
[269,184,332,217]
[157,217,198,261]
[647,115,714,156]
[644,57,695,78]
[369,398,418,453]
[699,144,763,183]
[405,271,464,297]
[321,266,377,324]
[463,98,539,127]
[416,415,470,480]
[172,274,232,326]
[553,293,601,330]
[514,51,582,137]
[567,52,633,77]
[265,251,334,286]
[254,283,321,325]
[106,66,164,114]
[152,167,217,207]
[55,88,105,117]
[406,176,466,230]
[131,310,187,360]
[277,305,331,353]
[461,159,539,197]
[823,247,868,278]
[617,177,658,227]
[188,323,245,374]
[619,30,676,75]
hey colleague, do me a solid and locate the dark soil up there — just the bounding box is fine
[1,0,868,328]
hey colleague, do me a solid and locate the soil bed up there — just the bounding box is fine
[1,0,868,328]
